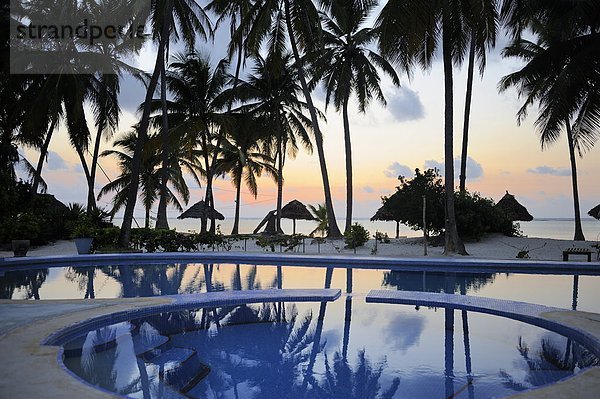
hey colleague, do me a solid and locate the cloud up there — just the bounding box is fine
[423,156,484,180]
[527,166,571,176]
[362,186,375,193]
[387,86,425,122]
[47,151,70,170]
[384,162,413,178]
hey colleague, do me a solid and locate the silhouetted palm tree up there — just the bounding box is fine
[377,0,470,255]
[317,0,400,234]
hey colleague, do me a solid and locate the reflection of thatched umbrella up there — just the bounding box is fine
[495,191,533,221]
[280,200,314,234]
[371,201,401,238]
[588,204,600,220]
[178,201,224,231]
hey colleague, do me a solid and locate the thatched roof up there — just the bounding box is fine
[177,200,225,220]
[370,206,396,222]
[32,193,69,213]
[280,200,314,220]
[495,191,533,221]
[589,204,600,220]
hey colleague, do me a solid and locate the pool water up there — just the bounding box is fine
[1,263,598,312]
[62,299,599,399]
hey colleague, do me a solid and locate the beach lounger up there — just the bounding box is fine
[562,247,593,262]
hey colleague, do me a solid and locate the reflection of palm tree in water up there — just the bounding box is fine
[101,263,190,297]
[0,269,48,299]
[65,267,99,298]
[500,335,600,391]
[383,271,495,294]
[311,350,400,399]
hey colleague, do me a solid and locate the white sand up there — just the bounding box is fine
[1,234,598,261]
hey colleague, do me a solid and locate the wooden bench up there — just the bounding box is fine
[563,247,593,262]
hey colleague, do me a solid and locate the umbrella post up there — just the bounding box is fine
[293,219,296,235]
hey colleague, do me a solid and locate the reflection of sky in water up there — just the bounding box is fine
[2,264,599,313]
[62,300,599,399]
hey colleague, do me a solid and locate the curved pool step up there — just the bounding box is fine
[148,347,211,393]
[133,331,170,359]
[63,322,136,358]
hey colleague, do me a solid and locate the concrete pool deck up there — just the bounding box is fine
[1,289,600,398]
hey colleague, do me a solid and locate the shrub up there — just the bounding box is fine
[344,224,370,252]
[0,213,41,242]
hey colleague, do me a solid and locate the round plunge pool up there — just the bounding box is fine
[57,296,599,399]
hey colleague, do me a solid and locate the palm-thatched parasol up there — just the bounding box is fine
[371,205,401,238]
[178,200,225,225]
[589,204,600,220]
[280,200,315,234]
[495,191,533,221]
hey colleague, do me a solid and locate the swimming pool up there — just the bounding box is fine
[1,261,598,313]
[58,297,598,399]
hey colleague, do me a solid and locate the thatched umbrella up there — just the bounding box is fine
[370,206,402,238]
[495,191,533,221]
[280,200,314,234]
[178,200,224,231]
[589,204,600,220]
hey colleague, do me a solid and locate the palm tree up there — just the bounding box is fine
[98,131,190,228]
[376,0,472,255]
[228,53,314,233]
[317,0,400,234]
[459,0,499,192]
[241,0,343,237]
[216,114,277,234]
[157,52,229,233]
[151,0,212,230]
[119,0,211,245]
[499,13,599,241]
[309,203,328,237]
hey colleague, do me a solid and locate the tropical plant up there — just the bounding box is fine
[98,130,190,228]
[459,0,499,192]
[158,51,229,233]
[216,114,277,234]
[309,203,328,237]
[241,0,343,237]
[229,53,314,232]
[316,0,400,234]
[376,0,474,254]
[499,7,600,241]
[344,223,370,253]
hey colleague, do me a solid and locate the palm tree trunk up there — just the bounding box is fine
[342,97,353,234]
[88,121,105,213]
[145,204,150,228]
[276,130,284,233]
[459,35,476,193]
[118,0,172,247]
[74,145,96,213]
[31,118,57,194]
[565,121,585,241]
[156,47,170,230]
[284,0,342,238]
[442,12,467,255]
[231,169,242,235]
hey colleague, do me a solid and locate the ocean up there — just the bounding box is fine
[111,217,600,241]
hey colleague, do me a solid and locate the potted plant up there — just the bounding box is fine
[71,217,96,254]
[9,214,41,257]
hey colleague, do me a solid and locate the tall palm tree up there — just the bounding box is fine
[216,114,277,234]
[152,0,212,230]
[241,0,343,237]
[499,2,600,241]
[459,0,499,192]
[119,0,211,245]
[229,53,314,233]
[376,0,473,255]
[158,52,229,233]
[98,131,190,228]
[317,0,400,234]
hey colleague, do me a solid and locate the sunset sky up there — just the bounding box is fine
[20,11,600,221]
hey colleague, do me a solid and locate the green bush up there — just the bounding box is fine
[344,224,370,252]
[378,168,520,240]
[0,213,41,242]
[256,234,304,252]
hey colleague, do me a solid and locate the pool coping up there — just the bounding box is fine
[366,290,600,399]
[1,251,599,275]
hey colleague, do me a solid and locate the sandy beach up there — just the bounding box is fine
[2,234,598,262]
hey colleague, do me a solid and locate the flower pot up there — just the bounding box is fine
[74,238,94,254]
[12,240,30,257]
